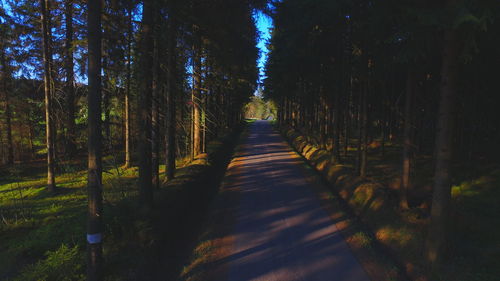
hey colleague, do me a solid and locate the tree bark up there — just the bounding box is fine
[333,93,342,163]
[425,3,461,268]
[165,9,177,181]
[40,0,56,192]
[86,0,103,280]
[400,68,416,209]
[102,57,111,149]
[64,0,76,156]
[1,50,13,164]
[344,82,351,158]
[360,77,368,178]
[151,9,160,190]
[192,34,202,158]
[124,4,133,168]
[138,0,154,207]
[356,86,362,175]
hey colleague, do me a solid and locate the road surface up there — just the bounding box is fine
[220,120,370,281]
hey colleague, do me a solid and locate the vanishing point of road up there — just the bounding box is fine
[218,120,370,281]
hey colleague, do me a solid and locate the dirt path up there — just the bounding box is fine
[216,120,370,281]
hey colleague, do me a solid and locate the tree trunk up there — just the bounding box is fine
[360,78,368,178]
[138,0,154,207]
[151,11,160,190]
[1,50,13,164]
[400,68,416,210]
[64,0,76,156]
[344,84,351,158]
[124,5,133,168]
[333,93,342,163]
[192,36,202,158]
[28,122,35,158]
[102,57,111,149]
[86,0,103,279]
[357,88,362,175]
[425,4,461,268]
[165,10,177,181]
[40,0,56,192]
[202,95,206,153]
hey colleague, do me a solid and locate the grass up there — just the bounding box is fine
[0,125,244,281]
[281,126,500,281]
[0,155,141,280]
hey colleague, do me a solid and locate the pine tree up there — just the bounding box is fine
[40,0,56,192]
[86,0,103,279]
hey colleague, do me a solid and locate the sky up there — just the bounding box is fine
[254,11,273,85]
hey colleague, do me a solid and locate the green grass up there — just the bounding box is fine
[0,157,137,280]
[0,126,244,281]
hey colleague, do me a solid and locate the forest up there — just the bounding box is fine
[265,0,500,280]
[1,0,499,280]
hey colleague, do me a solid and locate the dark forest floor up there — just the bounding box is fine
[280,127,500,281]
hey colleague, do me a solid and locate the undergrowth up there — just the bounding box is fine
[0,125,244,281]
[282,126,500,281]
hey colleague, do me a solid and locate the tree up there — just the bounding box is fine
[137,0,154,207]
[165,2,178,181]
[124,1,133,168]
[151,4,161,190]
[191,27,202,159]
[64,0,76,156]
[400,68,417,210]
[0,43,13,164]
[86,0,103,279]
[40,0,56,192]
[424,0,462,269]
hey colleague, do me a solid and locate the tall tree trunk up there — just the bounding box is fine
[86,0,103,279]
[333,93,342,163]
[151,11,160,190]
[356,88,362,174]
[425,3,461,268]
[40,0,56,192]
[344,84,351,158]
[47,3,59,163]
[400,68,416,210]
[64,0,76,156]
[380,70,390,158]
[165,10,177,181]
[124,5,133,168]
[360,78,368,178]
[28,122,35,158]
[202,95,206,153]
[1,50,13,164]
[192,35,202,158]
[138,0,154,207]
[102,57,111,149]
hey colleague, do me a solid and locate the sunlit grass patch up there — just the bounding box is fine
[375,225,415,248]
[352,231,373,248]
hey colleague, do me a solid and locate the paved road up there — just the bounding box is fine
[222,120,370,281]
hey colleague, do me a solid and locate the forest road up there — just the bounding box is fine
[218,120,370,281]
